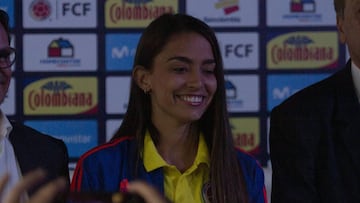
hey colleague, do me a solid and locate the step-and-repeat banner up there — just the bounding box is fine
[0,0,346,169]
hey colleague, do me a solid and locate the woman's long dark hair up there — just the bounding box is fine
[112,13,249,203]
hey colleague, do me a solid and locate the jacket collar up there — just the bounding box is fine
[334,60,360,170]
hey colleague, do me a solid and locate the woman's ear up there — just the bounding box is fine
[133,65,151,93]
[337,15,346,44]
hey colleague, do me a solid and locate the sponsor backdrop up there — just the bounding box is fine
[0,0,346,171]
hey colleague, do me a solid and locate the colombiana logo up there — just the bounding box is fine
[271,35,334,64]
[124,0,152,4]
[108,0,174,23]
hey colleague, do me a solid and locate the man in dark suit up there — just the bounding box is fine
[269,0,360,202]
[9,122,69,192]
[0,9,69,202]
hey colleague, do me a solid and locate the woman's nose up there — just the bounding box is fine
[187,70,203,88]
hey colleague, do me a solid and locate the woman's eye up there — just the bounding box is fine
[173,67,187,73]
[204,69,214,74]
[203,67,215,74]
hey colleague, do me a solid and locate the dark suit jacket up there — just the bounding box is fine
[9,121,69,201]
[270,60,360,203]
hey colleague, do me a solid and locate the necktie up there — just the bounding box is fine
[0,136,24,202]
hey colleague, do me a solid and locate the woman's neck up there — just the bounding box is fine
[154,123,199,173]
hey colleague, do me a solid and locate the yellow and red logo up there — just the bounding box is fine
[230,117,260,154]
[105,0,178,28]
[24,77,98,115]
[267,31,338,69]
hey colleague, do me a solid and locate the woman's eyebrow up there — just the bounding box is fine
[167,56,215,65]
[167,56,192,63]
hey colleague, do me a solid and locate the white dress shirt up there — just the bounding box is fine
[0,110,25,202]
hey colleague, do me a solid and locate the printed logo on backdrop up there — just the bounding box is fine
[44,38,79,67]
[0,2,14,27]
[225,75,259,113]
[29,0,51,20]
[24,120,98,159]
[1,79,15,116]
[267,31,339,69]
[266,0,336,26]
[230,117,260,155]
[267,74,329,111]
[186,0,259,27]
[106,77,131,114]
[106,33,141,71]
[290,0,315,13]
[23,0,97,28]
[216,32,259,70]
[216,0,239,14]
[23,77,98,115]
[105,0,178,28]
[23,34,97,71]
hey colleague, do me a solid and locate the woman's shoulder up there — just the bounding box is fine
[234,147,264,184]
[235,148,262,169]
[78,136,136,163]
[235,148,266,201]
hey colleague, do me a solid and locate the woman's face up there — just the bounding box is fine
[148,32,217,126]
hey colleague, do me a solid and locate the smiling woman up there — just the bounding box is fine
[71,13,266,203]
[133,31,217,125]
